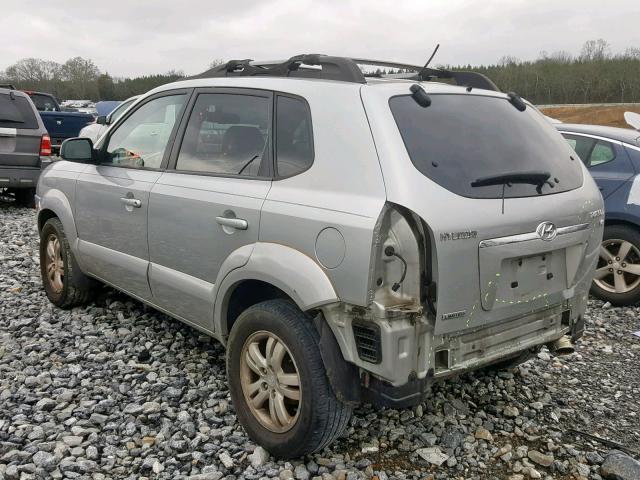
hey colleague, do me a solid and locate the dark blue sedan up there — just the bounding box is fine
[557,123,640,305]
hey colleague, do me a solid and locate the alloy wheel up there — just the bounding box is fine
[594,239,640,294]
[45,234,64,293]
[239,330,301,433]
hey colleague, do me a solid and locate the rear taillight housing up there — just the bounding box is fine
[40,134,52,156]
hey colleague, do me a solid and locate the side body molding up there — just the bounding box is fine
[213,242,339,337]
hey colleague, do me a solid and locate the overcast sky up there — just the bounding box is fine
[1,0,638,78]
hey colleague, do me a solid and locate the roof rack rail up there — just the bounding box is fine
[190,54,500,91]
[191,54,367,83]
[0,83,16,90]
[353,58,500,92]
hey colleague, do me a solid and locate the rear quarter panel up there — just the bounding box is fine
[259,82,387,307]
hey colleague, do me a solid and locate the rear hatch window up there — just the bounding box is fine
[389,93,583,198]
[0,93,39,129]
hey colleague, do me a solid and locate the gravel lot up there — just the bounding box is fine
[1,198,639,480]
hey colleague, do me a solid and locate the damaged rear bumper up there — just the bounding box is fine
[324,300,585,409]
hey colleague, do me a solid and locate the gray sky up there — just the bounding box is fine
[1,0,638,77]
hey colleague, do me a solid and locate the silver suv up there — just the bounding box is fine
[35,55,604,458]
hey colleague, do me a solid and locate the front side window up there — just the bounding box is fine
[276,95,313,177]
[109,98,136,124]
[176,93,270,176]
[105,94,186,169]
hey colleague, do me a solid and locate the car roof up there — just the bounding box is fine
[556,123,640,146]
[0,87,29,98]
[151,75,506,100]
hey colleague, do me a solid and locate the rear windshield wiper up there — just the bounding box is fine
[0,118,24,124]
[471,171,551,188]
[472,171,553,213]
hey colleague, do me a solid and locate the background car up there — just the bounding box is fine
[22,90,94,154]
[557,122,640,305]
[78,95,138,143]
[0,87,51,206]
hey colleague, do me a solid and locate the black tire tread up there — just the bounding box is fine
[227,299,352,457]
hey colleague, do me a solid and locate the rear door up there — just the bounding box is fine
[0,91,41,169]
[147,88,273,329]
[561,133,635,199]
[75,91,189,300]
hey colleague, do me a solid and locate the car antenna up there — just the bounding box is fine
[418,43,440,80]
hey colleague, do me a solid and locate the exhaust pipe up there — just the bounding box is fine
[547,335,575,356]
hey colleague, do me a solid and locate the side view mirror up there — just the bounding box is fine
[96,115,108,125]
[60,137,95,163]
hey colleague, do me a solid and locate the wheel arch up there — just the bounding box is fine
[37,189,79,248]
[604,216,640,231]
[213,242,339,338]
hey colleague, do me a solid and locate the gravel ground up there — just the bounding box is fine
[1,198,639,480]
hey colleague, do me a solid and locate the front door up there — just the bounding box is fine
[147,89,273,328]
[75,92,189,300]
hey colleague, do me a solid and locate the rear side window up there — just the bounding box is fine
[389,94,583,198]
[176,93,271,177]
[0,93,39,129]
[589,141,616,166]
[276,95,313,177]
[563,134,616,168]
[29,94,59,112]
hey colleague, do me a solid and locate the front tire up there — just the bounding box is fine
[227,299,352,458]
[591,224,640,306]
[40,217,97,308]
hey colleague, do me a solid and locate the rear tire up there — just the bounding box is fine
[14,188,35,208]
[40,217,97,308]
[591,225,640,306]
[227,299,352,458]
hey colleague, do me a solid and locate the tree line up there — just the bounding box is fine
[461,39,640,104]
[0,56,183,101]
[1,40,639,104]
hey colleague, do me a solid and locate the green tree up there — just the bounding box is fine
[97,73,115,100]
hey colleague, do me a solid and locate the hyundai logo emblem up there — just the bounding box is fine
[536,221,557,241]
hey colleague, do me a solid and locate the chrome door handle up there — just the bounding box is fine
[216,216,248,230]
[120,197,142,208]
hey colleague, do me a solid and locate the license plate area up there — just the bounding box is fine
[494,251,567,305]
[479,240,573,311]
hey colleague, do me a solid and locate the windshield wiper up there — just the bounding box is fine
[472,171,553,214]
[471,171,551,188]
[0,118,24,124]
